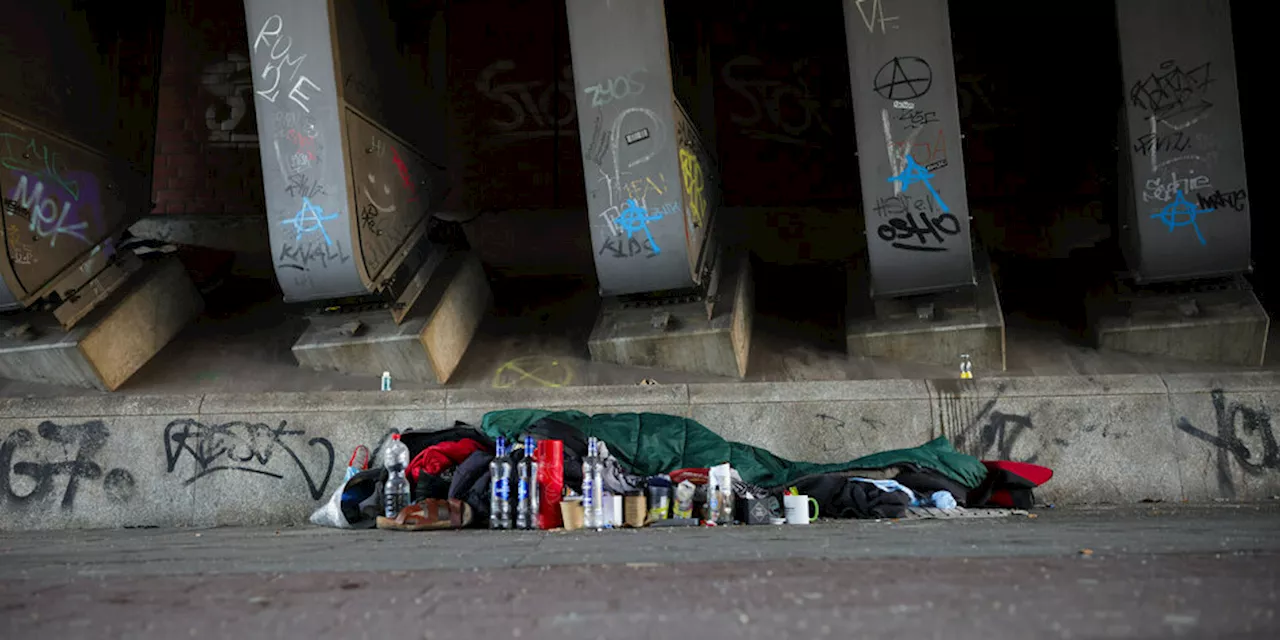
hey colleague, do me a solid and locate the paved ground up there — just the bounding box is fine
[2,504,1278,639]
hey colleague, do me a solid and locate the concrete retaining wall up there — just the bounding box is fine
[3,372,1279,530]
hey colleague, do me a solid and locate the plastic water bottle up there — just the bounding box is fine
[381,371,392,391]
[516,436,540,529]
[382,433,411,518]
[959,354,973,379]
[582,437,604,530]
[489,437,513,529]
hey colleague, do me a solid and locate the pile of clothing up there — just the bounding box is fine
[310,410,1053,530]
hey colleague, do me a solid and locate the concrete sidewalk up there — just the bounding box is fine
[2,372,1280,530]
[1,505,1277,639]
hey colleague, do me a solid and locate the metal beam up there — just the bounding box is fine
[841,0,975,297]
[1116,0,1250,283]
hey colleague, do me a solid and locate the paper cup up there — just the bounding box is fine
[560,500,584,531]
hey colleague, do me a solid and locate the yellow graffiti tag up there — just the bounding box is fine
[679,148,706,228]
[492,356,575,388]
[622,173,667,202]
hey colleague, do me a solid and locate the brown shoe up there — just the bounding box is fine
[376,499,472,531]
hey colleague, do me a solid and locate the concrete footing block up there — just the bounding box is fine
[292,251,493,385]
[588,253,753,379]
[847,253,1006,372]
[1089,288,1270,367]
[0,257,204,391]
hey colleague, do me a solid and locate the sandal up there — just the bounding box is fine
[376,498,472,531]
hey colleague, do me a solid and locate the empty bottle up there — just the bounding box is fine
[516,435,540,529]
[582,437,605,530]
[489,437,513,529]
[381,371,392,391]
[382,433,411,518]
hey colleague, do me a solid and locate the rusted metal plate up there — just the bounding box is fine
[345,112,434,290]
[0,115,126,307]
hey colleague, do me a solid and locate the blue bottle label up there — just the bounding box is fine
[517,478,528,502]
[496,477,509,500]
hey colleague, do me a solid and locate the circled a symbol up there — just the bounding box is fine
[873,57,933,101]
[492,356,575,388]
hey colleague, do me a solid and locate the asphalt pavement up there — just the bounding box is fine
[2,504,1278,639]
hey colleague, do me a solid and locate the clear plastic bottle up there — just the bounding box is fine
[960,354,973,379]
[489,437,513,529]
[582,437,604,530]
[516,435,540,530]
[382,433,411,518]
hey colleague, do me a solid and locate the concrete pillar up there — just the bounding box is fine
[841,0,974,297]
[1116,0,1250,282]
[0,2,204,391]
[244,1,489,384]
[566,0,750,378]
[565,0,717,297]
[1091,0,1267,366]
[840,0,1003,372]
[242,0,447,303]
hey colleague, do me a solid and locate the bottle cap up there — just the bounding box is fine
[391,433,400,441]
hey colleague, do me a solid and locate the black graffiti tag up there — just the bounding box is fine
[1176,390,1279,498]
[163,419,335,500]
[953,394,1040,464]
[1129,59,1214,123]
[873,57,932,101]
[0,421,136,509]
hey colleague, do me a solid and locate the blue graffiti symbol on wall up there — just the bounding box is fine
[613,198,664,255]
[887,155,949,213]
[1151,189,1212,245]
[281,197,339,245]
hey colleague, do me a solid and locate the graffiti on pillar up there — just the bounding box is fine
[1129,60,1214,125]
[678,149,706,230]
[163,418,335,500]
[475,59,578,147]
[1150,190,1214,245]
[281,197,339,245]
[2,133,103,249]
[873,191,960,252]
[590,106,682,260]
[251,15,322,113]
[583,69,648,108]
[1126,58,1245,243]
[1175,390,1280,499]
[873,57,933,101]
[202,53,259,148]
[1,421,137,510]
[888,155,949,211]
[1142,170,1211,204]
[852,0,900,34]
[1196,189,1247,212]
[720,55,841,148]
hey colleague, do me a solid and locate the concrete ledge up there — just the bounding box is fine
[4,373,1280,530]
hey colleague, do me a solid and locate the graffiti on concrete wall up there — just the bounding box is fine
[1176,390,1279,498]
[475,59,578,148]
[202,52,259,148]
[0,421,136,510]
[720,55,841,148]
[163,418,335,500]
